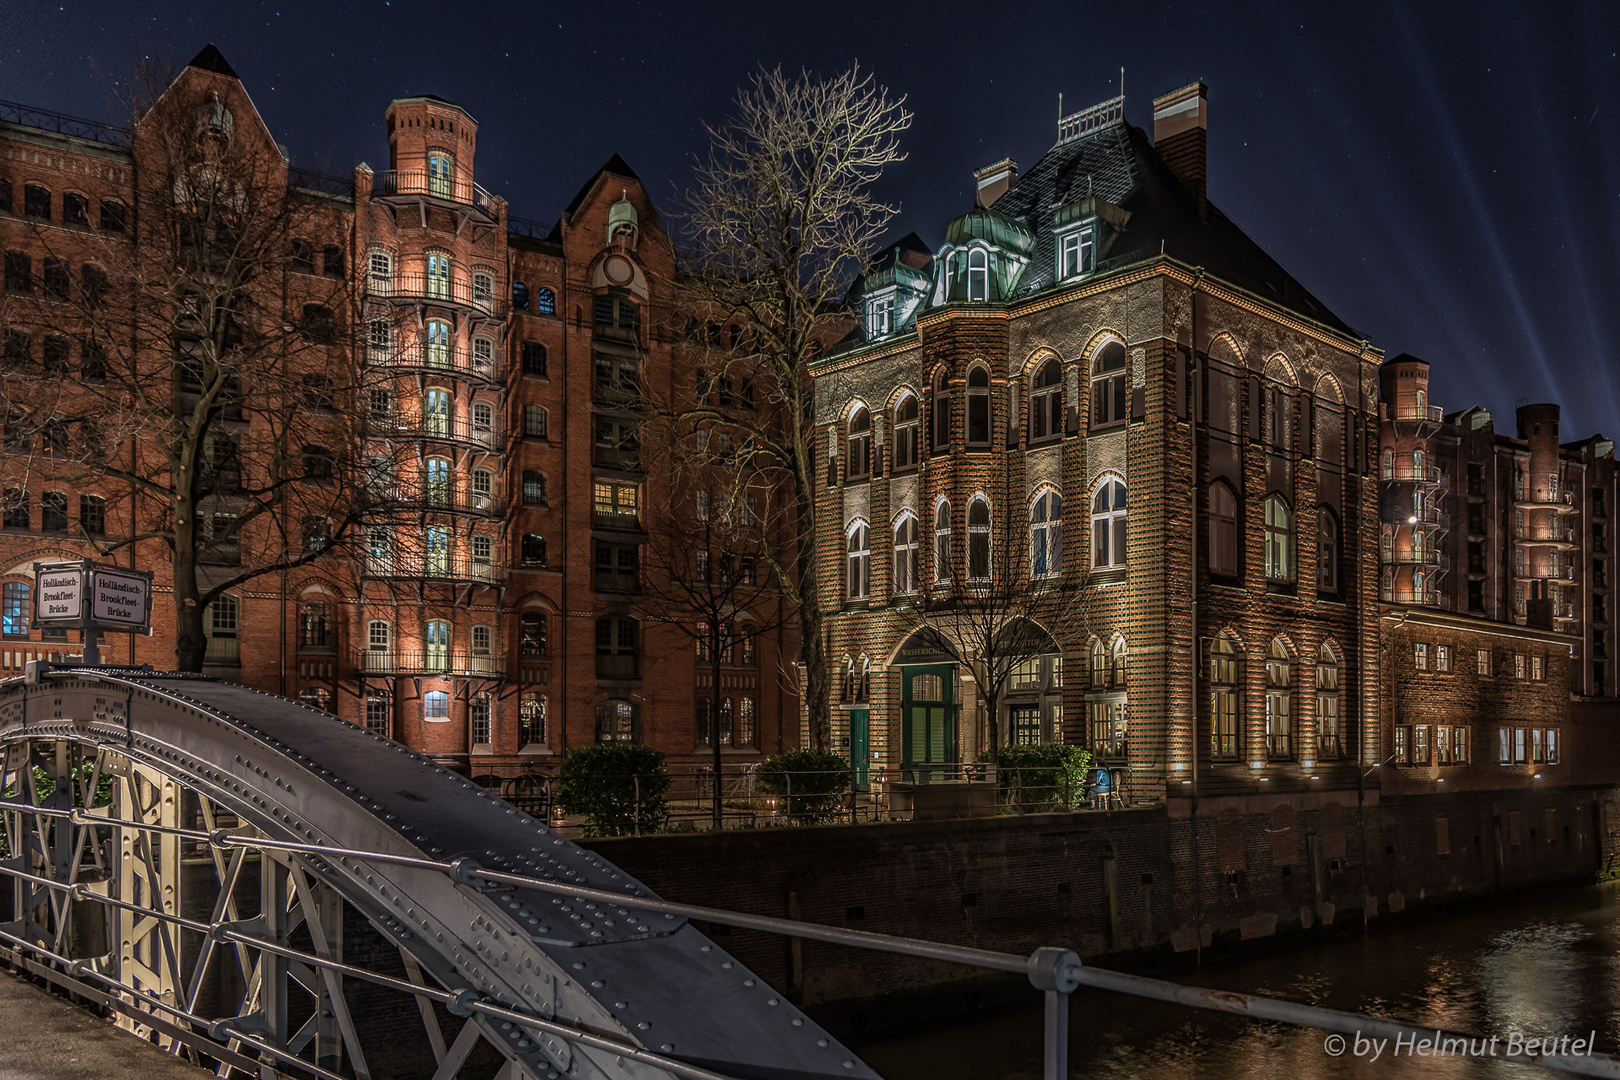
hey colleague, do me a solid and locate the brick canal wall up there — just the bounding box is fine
[584,785,1620,1016]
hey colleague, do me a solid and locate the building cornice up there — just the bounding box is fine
[1379,604,1577,650]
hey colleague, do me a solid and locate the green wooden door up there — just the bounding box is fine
[902,665,955,783]
[849,709,869,789]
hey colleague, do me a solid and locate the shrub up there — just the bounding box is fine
[977,743,1091,812]
[753,748,851,825]
[556,743,671,837]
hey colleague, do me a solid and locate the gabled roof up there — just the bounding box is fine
[990,118,1361,338]
[187,44,239,79]
[563,153,641,218]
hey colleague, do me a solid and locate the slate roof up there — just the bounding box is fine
[993,119,1360,338]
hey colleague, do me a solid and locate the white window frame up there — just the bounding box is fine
[1091,476,1126,570]
[934,499,952,582]
[867,291,895,337]
[967,247,989,302]
[847,520,870,600]
[893,512,920,595]
[1030,488,1063,578]
[1057,224,1096,280]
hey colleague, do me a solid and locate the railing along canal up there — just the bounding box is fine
[6,793,1618,1080]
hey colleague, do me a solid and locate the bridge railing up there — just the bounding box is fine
[5,796,1615,1080]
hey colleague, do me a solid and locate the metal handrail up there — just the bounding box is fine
[368,343,505,382]
[0,99,131,147]
[362,413,505,449]
[361,554,506,585]
[370,169,497,218]
[2,801,1614,1080]
[368,272,506,318]
[352,648,504,676]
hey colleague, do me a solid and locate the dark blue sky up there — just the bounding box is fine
[6,1,1618,439]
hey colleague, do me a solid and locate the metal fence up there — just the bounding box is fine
[492,765,1134,837]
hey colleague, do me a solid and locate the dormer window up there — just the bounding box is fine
[867,293,895,338]
[1059,225,1096,280]
[967,248,989,302]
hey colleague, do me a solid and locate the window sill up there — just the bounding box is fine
[890,465,918,478]
[1315,590,1345,604]
[518,745,554,755]
[1265,582,1297,597]
[1089,567,1127,585]
[1088,421,1127,436]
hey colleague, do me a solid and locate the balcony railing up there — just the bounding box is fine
[355,649,505,677]
[368,272,505,319]
[364,552,506,585]
[1514,524,1579,548]
[370,169,497,221]
[1389,549,1449,570]
[0,99,131,147]
[363,414,505,451]
[391,485,507,518]
[1513,562,1576,581]
[1514,475,1579,513]
[1383,465,1443,485]
[368,344,504,383]
[1393,404,1445,425]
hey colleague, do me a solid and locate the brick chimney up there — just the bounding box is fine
[1153,82,1208,210]
[972,158,1018,207]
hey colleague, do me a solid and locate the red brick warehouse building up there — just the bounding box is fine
[0,46,799,781]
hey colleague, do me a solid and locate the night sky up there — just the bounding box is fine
[5,1,1619,439]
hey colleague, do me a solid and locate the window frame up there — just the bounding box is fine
[1029,359,1064,443]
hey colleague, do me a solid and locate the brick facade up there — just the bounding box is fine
[0,48,797,782]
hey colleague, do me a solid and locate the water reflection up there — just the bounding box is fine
[854,884,1620,1079]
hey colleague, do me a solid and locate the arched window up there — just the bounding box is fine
[1090,640,1111,689]
[967,247,989,302]
[846,406,871,479]
[424,620,450,672]
[968,498,992,580]
[425,525,450,576]
[893,514,919,594]
[1380,447,1394,479]
[1091,478,1126,569]
[424,457,451,507]
[365,620,392,672]
[471,624,494,673]
[470,466,493,506]
[1413,449,1425,478]
[931,369,951,452]
[1030,359,1063,441]
[966,367,991,446]
[366,528,393,575]
[471,534,493,577]
[1113,638,1128,687]
[535,286,557,315]
[299,600,331,648]
[427,153,453,197]
[1265,640,1292,759]
[1209,637,1239,759]
[1264,495,1292,581]
[520,612,548,657]
[470,691,492,744]
[737,697,757,747]
[204,594,239,664]
[62,192,88,227]
[367,249,393,294]
[522,533,547,567]
[1030,490,1063,577]
[1316,644,1341,759]
[423,690,450,721]
[893,395,919,469]
[424,388,451,437]
[525,405,549,439]
[425,252,451,299]
[512,281,531,310]
[471,335,494,372]
[847,520,870,600]
[1380,525,1394,563]
[934,500,952,582]
[523,470,547,506]
[1,581,28,639]
[521,692,547,745]
[365,692,391,736]
[23,183,50,221]
[1091,342,1128,427]
[1317,508,1338,591]
[99,199,126,232]
[472,271,493,304]
[596,699,639,742]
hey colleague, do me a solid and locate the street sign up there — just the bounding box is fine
[34,562,87,625]
[90,569,151,631]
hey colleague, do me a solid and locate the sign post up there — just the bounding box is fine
[32,560,154,666]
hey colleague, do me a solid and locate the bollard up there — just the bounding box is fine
[1027,946,1081,1080]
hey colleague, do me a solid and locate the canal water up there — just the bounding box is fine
[853,883,1620,1079]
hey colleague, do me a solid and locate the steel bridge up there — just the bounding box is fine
[2,666,1618,1080]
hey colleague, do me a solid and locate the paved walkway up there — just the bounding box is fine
[0,969,208,1080]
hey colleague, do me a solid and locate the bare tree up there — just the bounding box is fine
[0,62,378,670]
[635,436,792,829]
[906,485,1089,766]
[675,65,911,751]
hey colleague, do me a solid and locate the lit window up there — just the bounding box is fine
[893,514,919,594]
[1030,360,1063,441]
[1091,479,1126,569]
[1315,645,1341,758]
[1264,495,1292,581]
[425,253,451,300]
[424,620,450,672]
[967,248,989,302]
[470,692,492,744]
[867,293,894,337]
[2,582,28,638]
[934,500,952,582]
[535,287,557,315]
[427,153,453,198]
[1209,638,1239,759]
[1414,642,1428,671]
[1265,640,1292,758]
[424,690,449,720]
[847,521,870,600]
[1091,343,1128,427]
[1059,226,1095,280]
[1030,490,1064,577]
[521,692,547,744]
